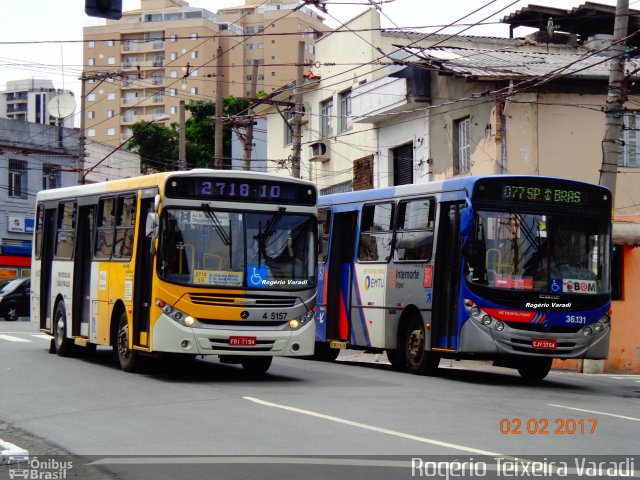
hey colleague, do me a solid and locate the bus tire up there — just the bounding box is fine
[517,358,552,382]
[405,317,439,375]
[312,342,340,362]
[386,349,406,371]
[54,301,73,357]
[241,356,272,374]
[116,311,138,372]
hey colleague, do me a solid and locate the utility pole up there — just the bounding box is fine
[600,0,629,199]
[291,41,305,179]
[178,100,186,170]
[78,72,87,184]
[214,46,224,169]
[243,60,259,171]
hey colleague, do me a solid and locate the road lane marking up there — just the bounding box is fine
[244,396,502,456]
[548,404,640,422]
[31,334,52,340]
[0,334,30,343]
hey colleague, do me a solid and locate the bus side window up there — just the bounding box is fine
[318,208,331,263]
[55,201,76,259]
[394,198,435,262]
[358,202,394,262]
[113,195,136,259]
[95,197,115,259]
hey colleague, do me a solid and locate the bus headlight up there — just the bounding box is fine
[481,315,492,326]
[470,306,481,317]
[495,321,505,331]
[581,326,593,337]
[156,299,198,328]
[289,319,301,330]
[593,322,603,333]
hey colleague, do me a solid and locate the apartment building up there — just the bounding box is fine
[83,0,326,148]
[217,0,325,97]
[0,79,75,128]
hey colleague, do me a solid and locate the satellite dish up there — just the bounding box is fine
[47,93,76,119]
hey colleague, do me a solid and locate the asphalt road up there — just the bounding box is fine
[1,320,639,480]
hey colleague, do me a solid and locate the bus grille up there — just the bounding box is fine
[189,293,297,308]
[505,322,582,334]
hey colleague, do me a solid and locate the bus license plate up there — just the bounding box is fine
[532,338,557,350]
[229,336,257,346]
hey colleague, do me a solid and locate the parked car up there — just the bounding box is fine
[0,277,30,321]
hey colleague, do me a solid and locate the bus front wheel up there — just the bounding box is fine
[405,317,439,375]
[54,302,73,357]
[517,358,552,381]
[241,356,272,374]
[117,312,138,372]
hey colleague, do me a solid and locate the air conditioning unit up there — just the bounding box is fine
[309,140,330,162]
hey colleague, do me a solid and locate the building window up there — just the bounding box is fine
[190,87,198,95]
[392,142,413,186]
[190,51,198,59]
[169,34,177,43]
[107,110,115,118]
[107,128,115,136]
[339,89,352,133]
[88,111,95,119]
[190,33,198,40]
[171,70,178,78]
[88,58,95,66]
[87,93,95,102]
[455,117,471,174]
[107,56,116,65]
[42,164,60,190]
[88,41,95,48]
[246,26,255,34]
[271,72,275,76]
[170,106,177,114]
[170,88,177,97]
[107,92,115,100]
[283,108,294,146]
[258,74,264,80]
[170,52,178,61]
[8,159,27,199]
[190,69,197,77]
[247,44,254,50]
[87,129,96,137]
[107,39,115,47]
[622,112,640,167]
[320,98,333,139]
[258,25,264,32]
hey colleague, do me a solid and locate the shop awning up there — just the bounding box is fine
[613,218,640,246]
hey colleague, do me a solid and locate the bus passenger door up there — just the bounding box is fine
[133,194,156,347]
[39,208,57,331]
[72,205,95,337]
[325,211,357,343]
[432,202,463,351]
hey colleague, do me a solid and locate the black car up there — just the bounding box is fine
[0,277,30,321]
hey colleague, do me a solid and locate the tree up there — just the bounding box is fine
[127,96,249,172]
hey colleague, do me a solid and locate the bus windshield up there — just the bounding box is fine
[158,208,316,289]
[464,210,610,294]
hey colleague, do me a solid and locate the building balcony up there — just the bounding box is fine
[121,40,165,54]
[351,66,430,124]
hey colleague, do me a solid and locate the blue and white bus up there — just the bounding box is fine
[315,175,612,380]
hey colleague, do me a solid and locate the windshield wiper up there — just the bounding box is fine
[201,203,230,246]
[255,207,286,263]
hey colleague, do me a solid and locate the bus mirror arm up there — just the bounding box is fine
[146,212,159,241]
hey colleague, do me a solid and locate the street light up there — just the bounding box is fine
[81,114,170,184]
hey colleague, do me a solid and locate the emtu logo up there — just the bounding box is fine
[364,275,384,290]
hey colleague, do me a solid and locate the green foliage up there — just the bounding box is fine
[127,96,249,171]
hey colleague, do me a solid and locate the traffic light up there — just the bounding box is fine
[85,0,122,20]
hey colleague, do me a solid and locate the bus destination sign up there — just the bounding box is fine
[501,185,587,206]
[165,177,317,206]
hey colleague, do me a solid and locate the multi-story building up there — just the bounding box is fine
[82,0,326,149]
[217,0,325,97]
[0,79,75,128]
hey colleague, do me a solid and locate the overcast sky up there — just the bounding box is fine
[0,0,619,124]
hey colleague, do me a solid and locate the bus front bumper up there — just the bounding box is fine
[460,318,610,359]
[151,314,315,357]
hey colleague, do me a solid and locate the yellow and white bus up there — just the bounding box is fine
[31,170,318,373]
